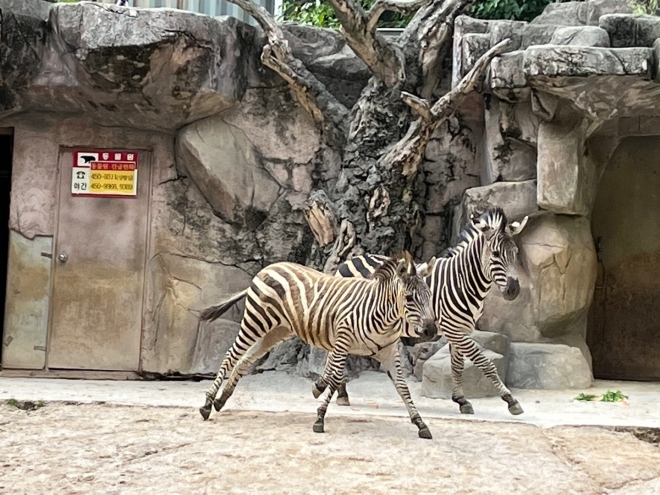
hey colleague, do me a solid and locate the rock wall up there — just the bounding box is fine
[3,0,650,390]
[427,0,660,393]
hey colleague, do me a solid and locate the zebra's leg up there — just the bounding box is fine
[200,317,271,420]
[312,353,350,406]
[313,350,347,433]
[376,343,432,440]
[336,382,350,406]
[448,342,474,415]
[453,335,523,416]
[213,327,295,413]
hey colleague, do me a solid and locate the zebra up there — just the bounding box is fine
[325,208,528,416]
[198,251,439,439]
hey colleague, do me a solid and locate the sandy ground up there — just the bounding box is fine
[1,402,660,495]
[1,372,660,494]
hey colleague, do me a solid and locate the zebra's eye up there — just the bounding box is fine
[405,295,414,303]
[491,250,500,257]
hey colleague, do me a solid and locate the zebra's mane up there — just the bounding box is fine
[441,208,508,259]
[372,251,413,282]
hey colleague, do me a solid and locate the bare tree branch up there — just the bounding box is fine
[401,91,431,121]
[324,0,433,87]
[226,0,349,144]
[366,0,431,34]
[382,39,511,176]
[418,0,473,99]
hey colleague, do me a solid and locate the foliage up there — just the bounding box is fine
[574,390,628,402]
[574,393,598,402]
[5,398,46,410]
[280,0,585,29]
[601,390,629,402]
[280,0,411,28]
[629,0,659,15]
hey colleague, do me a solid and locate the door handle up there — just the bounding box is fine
[58,252,68,263]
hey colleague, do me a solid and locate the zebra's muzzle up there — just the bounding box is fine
[502,277,520,301]
[421,320,438,339]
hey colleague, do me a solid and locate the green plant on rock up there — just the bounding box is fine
[574,390,628,402]
[601,390,628,402]
[280,0,586,28]
[629,0,659,15]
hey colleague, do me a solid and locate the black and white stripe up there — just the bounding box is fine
[198,251,437,438]
[333,208,529,416]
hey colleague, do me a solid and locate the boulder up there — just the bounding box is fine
[507,343,593,389]
[141,253,253,374]
[454,180,538,240]
[471,330,510,356]
[600,14,660,48]
[176,116,281,228]
[483,97,538,184]
[479,214,597,341]
[412,339,446,381]
[537,113,599,216]
[550,26,611,47]
[531,0,631,26]
[189,319,242,375]
[1,1,264,130]
[422,345,508,399]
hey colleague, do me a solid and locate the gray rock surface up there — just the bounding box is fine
[0,1,369,130]
[550,26,611,46]
[176,116,281,227]
[422,346,508,399]
[483,98,538,184]
[536,109,599,216]
[456,180,537,232]
[507,343,593,389]
[189,319,243,375]
[420,330,510,398]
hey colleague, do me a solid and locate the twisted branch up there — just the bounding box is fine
[381,39,511,176]
[227,0,349,144]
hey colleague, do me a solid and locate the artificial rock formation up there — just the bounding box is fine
[1,0,649,390]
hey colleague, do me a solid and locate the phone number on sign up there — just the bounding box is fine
[90,183,134,191]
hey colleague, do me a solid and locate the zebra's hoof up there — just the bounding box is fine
[336,396,350,407]
[313,420,325,433]
[213,398,224,412]
[312,383,325,399]
[508,402,524,415]
[199,406,212,421]
[418,426,433,440]
[459,403,474,415]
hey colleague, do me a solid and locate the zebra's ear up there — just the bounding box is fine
[416,257,436,277]
[506,216,529,236]
[395,251,416,278]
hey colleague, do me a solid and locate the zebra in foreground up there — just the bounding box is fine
[198,251,438,438]
[326,208,528,416]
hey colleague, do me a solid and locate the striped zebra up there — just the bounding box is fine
[198,251,438,439]
[327,208,528,416]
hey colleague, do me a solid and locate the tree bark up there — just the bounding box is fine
[224,0,511,375]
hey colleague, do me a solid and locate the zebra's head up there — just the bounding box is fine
[472,209,528,301]
[392,252,437,339]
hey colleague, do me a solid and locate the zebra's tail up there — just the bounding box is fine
[199,289,248,323]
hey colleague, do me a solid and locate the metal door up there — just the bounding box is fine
[588,136,660,380]
[47,149,151,371]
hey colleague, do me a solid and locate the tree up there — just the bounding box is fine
[226,0,509,273]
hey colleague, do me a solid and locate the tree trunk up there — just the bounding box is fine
[225,0,510,377]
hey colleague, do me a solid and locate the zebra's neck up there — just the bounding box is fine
[446,229,492,300]
[370,277,406,330]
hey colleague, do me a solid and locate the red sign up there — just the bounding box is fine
[72,150,139,198]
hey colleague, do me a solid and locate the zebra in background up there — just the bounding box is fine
[327,208,528,416]
[198,252,438,439]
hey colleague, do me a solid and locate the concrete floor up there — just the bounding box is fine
[1,371,658,429]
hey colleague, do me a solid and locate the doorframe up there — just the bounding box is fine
[44,146,154,372]
[0,127,12,369]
